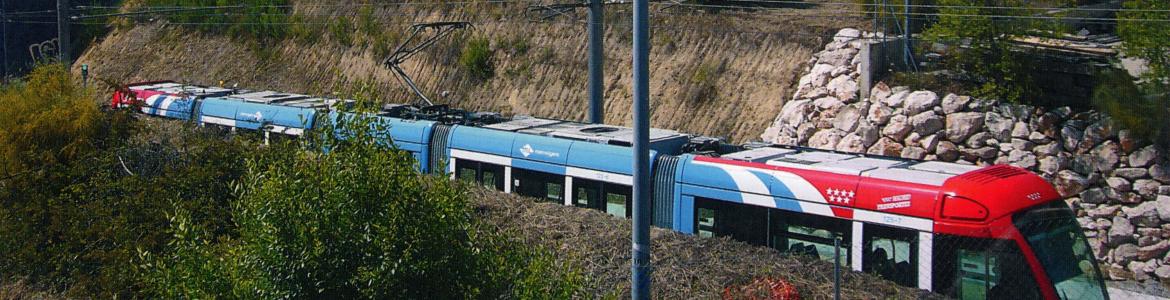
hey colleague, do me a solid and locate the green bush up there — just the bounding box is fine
[1092,69,1170,146]
[0,64,255,298]
[922,0,1074,103]
[141,0,291,42]
[330,17,355,47]
[141,112,580,298]
[1119,0,1170,82]
[684,60,725,103]
[460,37,495,80]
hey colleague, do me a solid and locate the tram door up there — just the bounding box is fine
[513,168,564,203]
[454,159,505,191]
[572,178,632,219]
[694,197,766,245]
[863,224,918,287]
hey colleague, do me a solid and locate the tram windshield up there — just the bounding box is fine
[1013,201,1108,300]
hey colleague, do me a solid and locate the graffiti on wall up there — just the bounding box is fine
[29,38,59,62]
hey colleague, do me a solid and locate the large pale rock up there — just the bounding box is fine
[882,89,910,108]
[1033,142,1062,156]
[1125,201,1162,227]
[985,112,1013,141]
[967,98,996,112]
[1028,131,1051,144]
[1110,216,1137,246]
[857,121,880,148]
[776,99,814,127]
[1011,122,1030,139]
[869,82,892,103]
[1007,150,1037,170]
[808,129,846,150]
[1128,261,1152,281]
[833,28,862,43]
[1039,156,1067,175]
[813,96,845,111]
[881,115,912,141]
[936,141,960,162]
[796,123,817,144]
[1139,241,1170,261]
[867,137,904,156]
[960,147,998,163]
[919,134,940,153]
[1080,120,1117,153]
[903,91,940,115]
[1118,129,1140,153]
[909,111,944,136]
[1115,168,1150,180]
[901,146,928,160]
[944,112,984,143]
[1108,177,1133,192]
[1156,196,1170,222]
[1154,164,1170,184]
[965,132,990,148]
[940,93,970,114]
[1156,266,1170,280]
[1088,205,1120,218]
[1055,170,1090,197]
[1061,125,1084,152]
[832,105,863,132]
[827,75,859,102]
[866,103,894,125]
[816,47,858,67]
[1115,243,1140,264]
[835,134,867,153]
[1011,138,1036,152]
[1136,179,1161,199]
[1130,146,1160,168]
[1089,141,1122,173]
[1081,188,1108,204]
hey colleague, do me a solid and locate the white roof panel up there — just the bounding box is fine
[863,168,955,186]
[813,157,908,176]
[909,161,983,175]
[722,147,797,163]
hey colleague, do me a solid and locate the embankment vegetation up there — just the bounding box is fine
[0,64,579,298]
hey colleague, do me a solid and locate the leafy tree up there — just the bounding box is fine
[922,0,1074,102]
[142,111,580,298]
[1119,0,1170,82]
[0,64,258,297]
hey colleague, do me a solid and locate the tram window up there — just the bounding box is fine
[769,210,849,265]
[863,224,918,288]
[697,208,716,238]
[573,179,602,208]
[694,197,767,246]
[514,168,564,203]
[933,235,1041,300]
[480,163,504,191]
[453,160,505,191]
[605,183,632,219]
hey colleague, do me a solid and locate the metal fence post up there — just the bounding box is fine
[835,235,842,300]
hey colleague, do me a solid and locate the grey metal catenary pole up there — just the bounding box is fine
[588,0,605,124]
[631,0,651,299]
[57,0,70,66]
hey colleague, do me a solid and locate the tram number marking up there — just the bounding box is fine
[1025,192,1042,201]
[882,215,904,224]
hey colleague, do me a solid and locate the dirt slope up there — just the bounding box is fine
[75,1,865,143]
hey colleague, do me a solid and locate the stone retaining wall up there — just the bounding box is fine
[761,28,1170,283]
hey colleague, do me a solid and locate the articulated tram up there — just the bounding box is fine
[114,81,1109,299]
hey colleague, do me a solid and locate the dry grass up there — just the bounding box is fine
[0,279,64,300]
[76,0,866,143]
[468,187,938,299]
